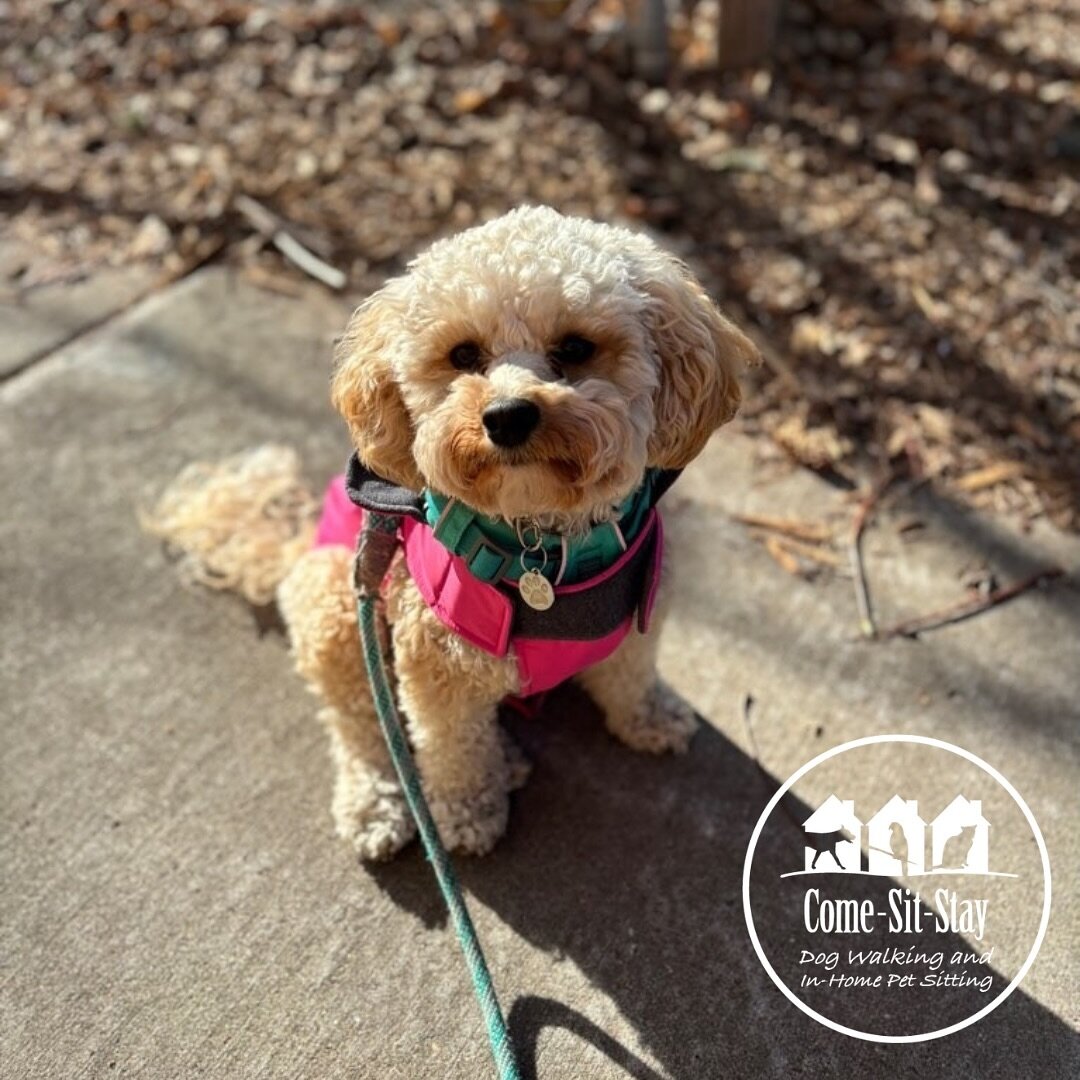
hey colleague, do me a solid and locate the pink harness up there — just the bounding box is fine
[314,475,663,695]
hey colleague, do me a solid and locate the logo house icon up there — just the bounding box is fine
[931,795,991,873]
[802,795,862,873]
[867,795,926,876]
[787,793,1010,879]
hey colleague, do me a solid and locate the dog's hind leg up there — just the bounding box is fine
[278,545,416,861]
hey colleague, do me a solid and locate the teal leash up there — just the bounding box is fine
[354,511,520,1080]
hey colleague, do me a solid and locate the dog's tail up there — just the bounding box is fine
[140,445,319,607]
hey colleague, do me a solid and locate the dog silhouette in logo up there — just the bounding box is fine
[805,828,855,870]
[934,825,977,870]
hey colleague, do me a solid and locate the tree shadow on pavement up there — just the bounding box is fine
[371,683,1077,1079]
[509,5,1080,531]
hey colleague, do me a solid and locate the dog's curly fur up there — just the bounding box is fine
[146,206,758,860]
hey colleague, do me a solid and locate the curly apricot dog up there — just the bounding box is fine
[145,206,758,860]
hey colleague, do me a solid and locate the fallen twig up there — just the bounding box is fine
[14,260,97,294]
[878,567,1064,639]
[780,536,844,568]
[954,461,1026,493]
[739,693,769,782]
[848,476,893,639]
[242,264,306,297]
[734,512,832,543]
[764,534,802,577]
[272,230,347,290]
[234,194,346,291]
[756,534,843,578]
[739,694,805,833]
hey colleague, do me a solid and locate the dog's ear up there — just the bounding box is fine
[331,279,424,491]
[635,250,760,469]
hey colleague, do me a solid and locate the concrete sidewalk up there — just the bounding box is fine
[2,269,1077,1079]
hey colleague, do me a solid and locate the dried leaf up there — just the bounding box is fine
[772,414,854,471]
[3,0,1077,533]
[452,88,489,114]
[955,462,1026,493]
[911,284,945,322]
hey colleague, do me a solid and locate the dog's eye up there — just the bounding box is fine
[449,341,484,372]
[551,335,596,365]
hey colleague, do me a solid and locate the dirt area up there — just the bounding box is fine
[2,0,1078,527]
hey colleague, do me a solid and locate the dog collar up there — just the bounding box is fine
[423,475,661,588]
[344,453,681,589]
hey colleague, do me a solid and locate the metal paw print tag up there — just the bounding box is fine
[515,517,556,610]
[519,568,555,611]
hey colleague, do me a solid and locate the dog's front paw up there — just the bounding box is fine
[333,768,416,862]
[430,786,509,856]
[500,727,532,792]
[607,681,698,755]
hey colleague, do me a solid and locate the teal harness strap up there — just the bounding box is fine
[425,468,663,586]
[354,511,520,1080]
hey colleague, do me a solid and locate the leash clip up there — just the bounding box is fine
[353,511,402,600]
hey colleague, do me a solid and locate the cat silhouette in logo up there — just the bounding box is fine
[805,828,855,870]
[934,825,977,870]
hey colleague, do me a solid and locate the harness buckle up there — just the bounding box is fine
[462,533,514,584]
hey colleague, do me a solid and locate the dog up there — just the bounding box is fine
[805,829,856,871]
[145,206,759,860]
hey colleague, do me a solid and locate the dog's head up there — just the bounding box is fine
[332,206,758,525]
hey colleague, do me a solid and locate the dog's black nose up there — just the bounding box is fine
[482,398,540,448]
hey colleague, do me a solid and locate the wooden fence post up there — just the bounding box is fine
[717,0,782,68]
[625,0,670,82]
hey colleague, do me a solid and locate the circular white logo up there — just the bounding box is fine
[742,735,1051,1043]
